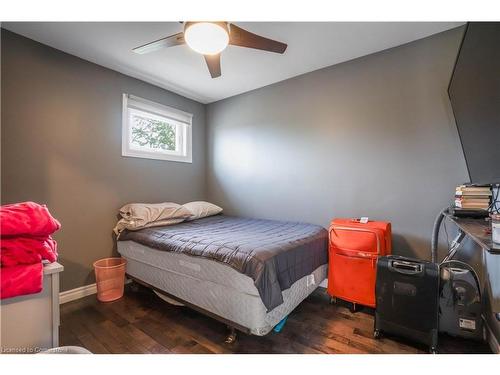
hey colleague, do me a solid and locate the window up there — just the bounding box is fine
[122,94,193,163]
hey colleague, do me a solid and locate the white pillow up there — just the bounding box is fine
[183,201,223,221]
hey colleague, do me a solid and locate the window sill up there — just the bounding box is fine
[122,150,192,163]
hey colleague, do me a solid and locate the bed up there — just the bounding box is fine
[117,214,328,340]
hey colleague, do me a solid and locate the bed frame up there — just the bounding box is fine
[126,273,249,343]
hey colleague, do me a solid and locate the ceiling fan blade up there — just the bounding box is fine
[204,54,221,78]
[229,24,287,54]
[133,32,185,54]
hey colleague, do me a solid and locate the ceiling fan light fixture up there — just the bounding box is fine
[184,22,229,55]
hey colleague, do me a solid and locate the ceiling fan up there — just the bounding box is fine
[133,22,287,79]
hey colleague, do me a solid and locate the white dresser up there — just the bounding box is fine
[0,262,64,353]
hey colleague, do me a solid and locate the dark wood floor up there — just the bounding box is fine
[60,285,492,354]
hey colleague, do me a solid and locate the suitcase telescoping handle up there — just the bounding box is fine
[330,226,381,256]
[389,260,423,275]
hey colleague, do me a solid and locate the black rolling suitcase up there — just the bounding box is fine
[374,255,439,353]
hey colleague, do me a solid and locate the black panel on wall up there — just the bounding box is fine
[448,22,500,184]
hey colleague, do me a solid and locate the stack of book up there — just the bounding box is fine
[455,185,492,211]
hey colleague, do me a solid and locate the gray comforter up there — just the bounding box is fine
[118,215,328,311]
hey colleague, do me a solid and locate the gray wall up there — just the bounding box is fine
[2,26,471,292]
[206,26,469,260]
[1,30,207,291]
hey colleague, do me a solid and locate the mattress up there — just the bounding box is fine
[118,215,328,311]
[118,240,327,335]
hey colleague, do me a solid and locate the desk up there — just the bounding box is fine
[444,213,500,353]
[445,214,499,252]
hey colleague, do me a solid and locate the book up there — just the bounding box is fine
[455,198,491,204]
[455,190,492,196]
[455,201,490,209]
[456,185,492,191]
[455,194,492,199]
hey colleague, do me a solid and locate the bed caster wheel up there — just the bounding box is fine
[349,303,359,313]
[429,347,438,354]
[373,329,381,339]
[224,327,237,345]
[129,280,140,293]
[330,297,337,305]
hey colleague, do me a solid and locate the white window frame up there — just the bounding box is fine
[122,94,193,163]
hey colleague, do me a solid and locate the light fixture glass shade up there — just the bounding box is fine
[184,22,229,55]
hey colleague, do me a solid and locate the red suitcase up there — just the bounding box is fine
[327,218,391,309]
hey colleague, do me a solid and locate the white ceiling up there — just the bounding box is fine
[3,22,464,104]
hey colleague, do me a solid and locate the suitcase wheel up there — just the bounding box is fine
[329,297,337,305]
[429,347,438,354]
[373,329,382,339]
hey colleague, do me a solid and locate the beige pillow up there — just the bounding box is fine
[120,202,191,222]
[114,217,184,235]
[113,202,191,235]
[183,201,223,221]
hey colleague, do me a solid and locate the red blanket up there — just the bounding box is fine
[1,236,58,266]
[0,263,43,299]
[0,201,61,237]
[0,202,60,299]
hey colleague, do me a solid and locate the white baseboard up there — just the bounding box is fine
[59,283,97,304]
[59,279,132,304]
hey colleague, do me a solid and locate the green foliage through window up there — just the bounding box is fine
[131,115,176,151]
